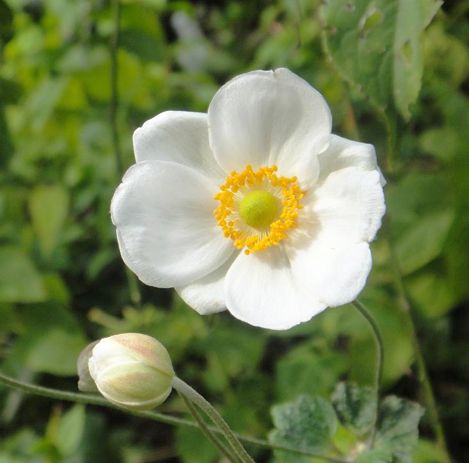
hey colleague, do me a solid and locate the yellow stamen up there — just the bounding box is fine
[213,165,304,254]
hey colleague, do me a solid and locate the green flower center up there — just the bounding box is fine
[238,190,280,229]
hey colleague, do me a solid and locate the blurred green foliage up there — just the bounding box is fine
[0,0,468,461]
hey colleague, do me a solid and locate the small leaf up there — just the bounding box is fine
[331,382,377,435]
[269,395,337,462]
[376,396,424,463]
[29,185,69,259]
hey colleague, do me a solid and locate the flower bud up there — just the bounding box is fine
[87,333,175,410]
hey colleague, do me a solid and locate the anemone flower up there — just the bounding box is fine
[111,68,385,330]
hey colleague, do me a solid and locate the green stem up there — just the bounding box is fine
[385,223,452,462]
[172,376,255,463]
[352,299,384,447]
[178,391,241,463]
[381,111,397,176]
[0,372,346,463]
[110,0,123,177]
[109,0,141,308]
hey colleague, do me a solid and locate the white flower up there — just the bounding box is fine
[85,333,175,410]
[111,68,385,330]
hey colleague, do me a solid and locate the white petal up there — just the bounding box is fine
[318,134,386,185]
[133,111,225,181]
[111,161,233,288]
[304,166,385,244]
[224,246,326,330]
[289,241,372,307]
[176,254,237,315]
[208,68,331,184]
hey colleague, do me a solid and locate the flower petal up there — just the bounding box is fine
[133,111,225,181]
[208,68,331,184]
[304,166,385,244]
[176,254,237,315]
[289,241,372,307]
[224,246,326,330]
[318,135,386,185]
[111,161,233,288]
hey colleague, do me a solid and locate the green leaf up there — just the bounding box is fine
[25,328,86,376]
[269,395,337,462]
[29,185,69,259]
[331,382,376,435]
[407,271,458,318]
[321,0,442,118]
[0,246,46,303]
[375,396,424,463]
[55,405,86,456]
[395,211,454,275]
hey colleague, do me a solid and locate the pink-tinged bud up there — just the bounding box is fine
[86,333,175,410]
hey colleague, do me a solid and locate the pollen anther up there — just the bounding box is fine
[213,165,303,254]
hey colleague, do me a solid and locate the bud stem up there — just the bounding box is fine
[172,376,255,463]
[178,391,242,463]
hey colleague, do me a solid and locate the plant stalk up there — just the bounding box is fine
[172,376,255,463]
[352,299,384,447]
[177,391,241,463]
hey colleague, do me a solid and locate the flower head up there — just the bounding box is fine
[111,68,385,330]
[79,333,174,410]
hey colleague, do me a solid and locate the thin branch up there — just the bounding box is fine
[109,0,141,308]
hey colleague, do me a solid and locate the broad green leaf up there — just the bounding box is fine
[331,382,376,436]
[25,328,86,376]
[29,185,69,259]
[375,396,424,463]
[56,405,86,456]
[407,271,458,318]
[321,0,442,118]
[0,246,46,303]
[395,211,454,275]
[269,395,337,462]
